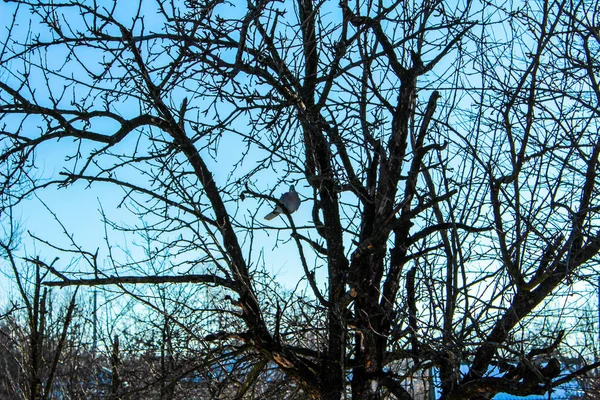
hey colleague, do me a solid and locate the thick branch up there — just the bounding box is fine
[44,274,238,290]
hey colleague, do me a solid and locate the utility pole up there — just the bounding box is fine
[93,267,98,357]
[93,256,99,396]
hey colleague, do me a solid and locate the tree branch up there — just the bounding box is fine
[44,274,238,290]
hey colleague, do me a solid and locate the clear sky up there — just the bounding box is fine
[0,1,324,314]
[1,0,598,364]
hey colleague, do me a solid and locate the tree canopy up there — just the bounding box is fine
[1,0,599,399]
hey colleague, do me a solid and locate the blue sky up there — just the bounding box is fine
[1,0,599,372]
[0,1,323,309]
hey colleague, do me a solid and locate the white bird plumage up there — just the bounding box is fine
[264,185,301,220]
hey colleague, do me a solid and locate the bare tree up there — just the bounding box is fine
[0,230,80,399]
[1,0,600,399]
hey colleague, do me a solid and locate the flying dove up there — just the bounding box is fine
[264,185,301,220]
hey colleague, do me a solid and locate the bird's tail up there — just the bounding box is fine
[264,212,279,220]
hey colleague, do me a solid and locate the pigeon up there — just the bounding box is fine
[264,185,301,220]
